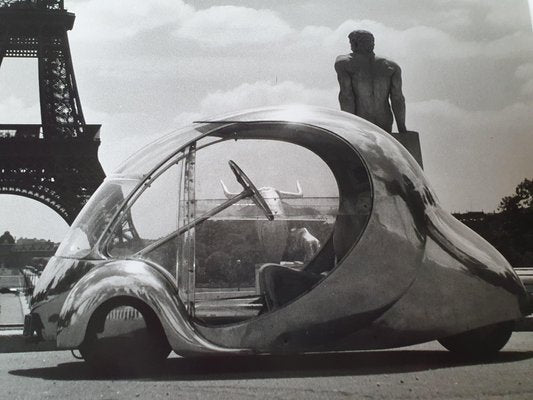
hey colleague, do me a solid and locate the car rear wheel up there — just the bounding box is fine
[79,298,171,372]
[438,320,514,358]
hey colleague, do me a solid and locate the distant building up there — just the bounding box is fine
[0,236,58,270]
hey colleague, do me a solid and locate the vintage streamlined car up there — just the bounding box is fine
[25,106,529,367]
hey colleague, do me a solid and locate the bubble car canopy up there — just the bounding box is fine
[27,106,528,369]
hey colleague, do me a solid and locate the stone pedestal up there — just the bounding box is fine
[390,131,423,169]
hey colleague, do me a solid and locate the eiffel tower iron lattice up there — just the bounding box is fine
[0,0,105,224]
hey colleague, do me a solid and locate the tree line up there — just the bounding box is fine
[455,178,533,267]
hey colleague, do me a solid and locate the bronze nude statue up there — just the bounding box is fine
[335,30,407,133]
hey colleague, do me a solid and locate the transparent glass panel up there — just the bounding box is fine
[194,199,338,288]
[107,160,183,275]
[114,126,202,177]
[189,138,342,324]
[55,178,138,259]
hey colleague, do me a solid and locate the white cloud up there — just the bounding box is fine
[88,108,179,173]
[516,63,533,79]
[431,8,472,31]
[435,0,531,32]
[299,19,533,61]
[410,98,533,211]
[175,6,293,47]
[174,80,336,123]
[70,0,194,42]
[66,2,532,104]
[485,0,532,30]
[516,63,533,97]
[530,0,533,31]
[172,111,203,126]
[169,76,533,213]
[70,1,292,47]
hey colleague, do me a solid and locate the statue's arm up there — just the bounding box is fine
[390,66,407,132]
[335,59,356,114]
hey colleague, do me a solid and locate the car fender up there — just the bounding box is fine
[56,259,247,356]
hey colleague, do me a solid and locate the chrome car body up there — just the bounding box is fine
[28,106,528,358]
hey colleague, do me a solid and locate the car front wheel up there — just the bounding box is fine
[79,298,171,372]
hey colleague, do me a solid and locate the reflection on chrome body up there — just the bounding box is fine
[29,106,527,357]
[30,257,106,341]
[57,260,248,355]
[193,107,527,351]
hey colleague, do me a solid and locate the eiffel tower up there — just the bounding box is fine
[0,0,105,224]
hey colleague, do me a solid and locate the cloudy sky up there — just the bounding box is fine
[0,0,532,241]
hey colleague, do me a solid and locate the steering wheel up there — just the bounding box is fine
[228,160,274,221]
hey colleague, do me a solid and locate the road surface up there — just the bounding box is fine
[1,332,532,399]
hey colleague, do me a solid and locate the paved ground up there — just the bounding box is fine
[0,293,24,325]
[1,333,532,399]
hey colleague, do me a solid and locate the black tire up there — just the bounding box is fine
[79,298,171,372]
[438,320,514,358]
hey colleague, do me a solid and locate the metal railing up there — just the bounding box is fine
[0,274,23,292]
[0,124,101,141]
[0,268,40,295]
[19,267,40,297]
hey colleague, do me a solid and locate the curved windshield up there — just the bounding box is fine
[107,158,184,274]
[113,125,208,177]
[55,178,139,259]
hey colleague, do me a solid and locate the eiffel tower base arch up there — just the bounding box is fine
[0,125,105,225]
